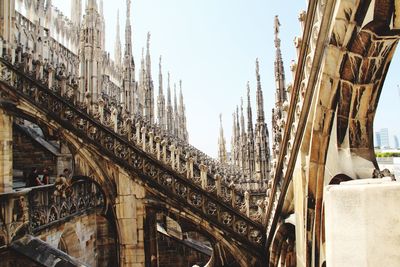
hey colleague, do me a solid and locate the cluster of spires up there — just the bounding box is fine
[218,59,271,182]
[75,0,188,141]
[218,15,288,183]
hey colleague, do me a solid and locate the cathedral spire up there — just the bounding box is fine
[174,83,178,115]
[124,0,133,62]
[166,72,173,133]
[254,58,271,182]
[274,15,286,105]
[179,80,184,108]
[71,0,81,26]
[218,114,227,164]
[146,32,151,78]
[246,82,255,178]
[157,56,166,130]
[143,32,154,122]
[240,97,246,138]
[240,98,247,170]
[255,58,265,123]
[86,0,97,10]
[121,0,136,114]
[158,56,163,96]
[114,9,122,67]
[231,111,237,165]
[247,82,253,135]
[173,83,179,136]
[79,0,103,103]
[177,80,188,141]
[236,105,240,142]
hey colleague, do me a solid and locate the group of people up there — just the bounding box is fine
[26,167,50,187]
[26,167,72,187]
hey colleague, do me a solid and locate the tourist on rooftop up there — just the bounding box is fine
[42,168,50,185]
[26,167,42,187]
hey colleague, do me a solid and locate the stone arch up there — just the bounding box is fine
[155,214,213,267]
[146,202,258,267]
[269,222,296,267]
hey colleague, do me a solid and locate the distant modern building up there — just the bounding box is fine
[380,128,390,149]
[375,131,381,148]
[394,135,399,149]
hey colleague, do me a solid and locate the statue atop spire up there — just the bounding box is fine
[274,15,280,38]
[126,0,131,19]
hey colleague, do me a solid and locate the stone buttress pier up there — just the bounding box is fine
[115,168,146,266]
[0,107,13,193]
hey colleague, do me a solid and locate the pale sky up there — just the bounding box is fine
[53,0,400,156]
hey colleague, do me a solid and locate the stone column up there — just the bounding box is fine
[115,168,146,267]
[0,108,13,192]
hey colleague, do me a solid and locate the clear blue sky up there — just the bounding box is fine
[53,0,400,156]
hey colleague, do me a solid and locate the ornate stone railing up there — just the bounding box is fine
[0,56,266,251]
[29,179,105,232]
[0,179,104,248]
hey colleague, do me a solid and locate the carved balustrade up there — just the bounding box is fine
[0,55,266,250]
[29,180,105,231]
[0,180,104,249]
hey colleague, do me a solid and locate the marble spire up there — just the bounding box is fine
[144,32,154,122]
[122,0,136,114]
[157,56,166,130]
[114,10,122,67]
[166,72,173,133]
[218,114,227,164]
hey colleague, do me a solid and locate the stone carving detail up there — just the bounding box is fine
[0,179,103,248]
[29,180,105,230]
[372,169,396,181]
